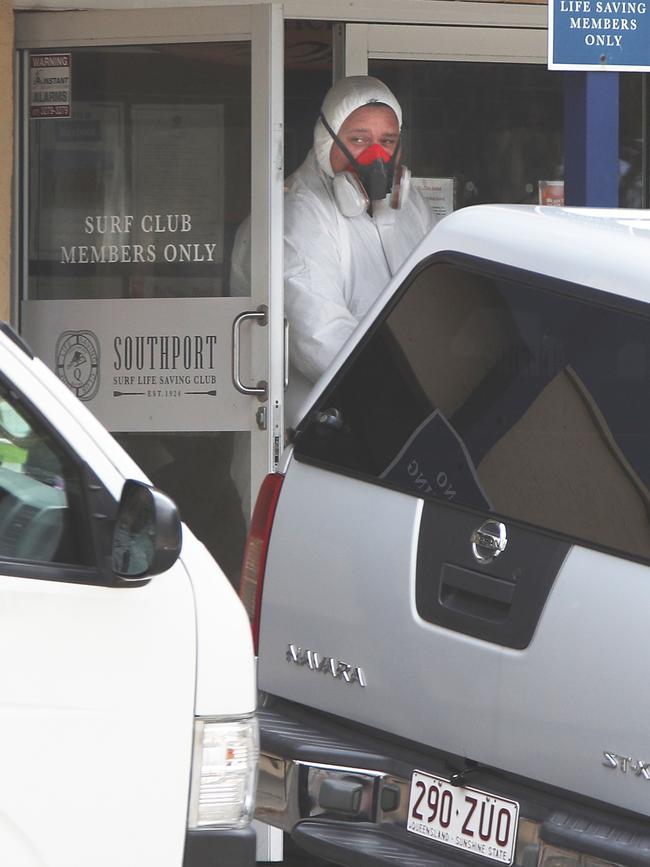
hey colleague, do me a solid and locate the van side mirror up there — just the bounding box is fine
[112,480,182,580]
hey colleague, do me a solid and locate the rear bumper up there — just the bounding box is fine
[257,698,650,867]
[182,826,256,867]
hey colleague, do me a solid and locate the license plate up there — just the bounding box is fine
[407,770,519,864]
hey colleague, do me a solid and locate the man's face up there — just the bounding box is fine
[329,104,400,174]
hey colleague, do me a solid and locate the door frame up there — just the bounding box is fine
[14,3,285,500]
[12,0,549,478]
[283,0,545,27]
[345,21,547,75]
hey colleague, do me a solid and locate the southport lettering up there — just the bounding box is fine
[113,335,217,371]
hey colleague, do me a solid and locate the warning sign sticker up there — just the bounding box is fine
[30,54,71,119]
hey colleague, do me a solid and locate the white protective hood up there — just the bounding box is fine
[313,76,403,177]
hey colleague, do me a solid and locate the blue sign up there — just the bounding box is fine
[549,0,650,70]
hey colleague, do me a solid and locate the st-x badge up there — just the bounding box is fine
[603,751,650,780]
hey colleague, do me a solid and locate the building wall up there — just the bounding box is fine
[1,0,12,322]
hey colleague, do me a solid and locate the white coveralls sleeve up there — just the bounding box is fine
[284,188,358,384]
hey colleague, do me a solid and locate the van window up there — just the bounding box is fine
[295,259,650,563]
[0,383,91,565]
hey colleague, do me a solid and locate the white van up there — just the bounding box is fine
[0,323,257,867]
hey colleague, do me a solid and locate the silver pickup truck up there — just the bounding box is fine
[243,204,650,867]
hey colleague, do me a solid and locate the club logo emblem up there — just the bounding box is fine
[55,330,100,401]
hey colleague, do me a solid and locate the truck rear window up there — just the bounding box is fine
[295,257,650,563]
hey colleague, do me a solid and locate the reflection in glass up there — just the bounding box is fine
[284,20,333,177]
[0,384,91,565]
[112,483,156,577]
[28,44,251,300]
[27,43,254,587]
[114,431,250,587]
[619,73,645,208]
[369,60,645,211]
[298,262,650,563]
[369,59,564,209]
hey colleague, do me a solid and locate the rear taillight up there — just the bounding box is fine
[239,472,284,652]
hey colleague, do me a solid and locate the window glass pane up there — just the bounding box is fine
[115,431,249,586]
[620,72,644,208]
[296,261,650,562]
[28,44,251,300]
[0,383,91,565]
[284,20,333,177]
[369,59,564,208]
[26,41,254,589]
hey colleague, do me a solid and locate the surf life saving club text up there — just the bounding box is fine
[113,334,218,394]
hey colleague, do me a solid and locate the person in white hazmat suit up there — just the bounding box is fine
[230,75,435,427]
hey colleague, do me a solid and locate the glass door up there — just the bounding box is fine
[15,5,284,586]
[345,22,565,214]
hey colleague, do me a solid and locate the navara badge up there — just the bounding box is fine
[286,643,367,687]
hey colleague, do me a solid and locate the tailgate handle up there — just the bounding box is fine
[440,564,515,623]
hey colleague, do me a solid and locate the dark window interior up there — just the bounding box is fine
[0,382,92,566]
[28,43,251,300]
[369,59,564,209]
[620,73,646,208]
[284,20,333,177]
[296,260,650,563]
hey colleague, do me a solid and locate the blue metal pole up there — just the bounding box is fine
[563,72,620,207]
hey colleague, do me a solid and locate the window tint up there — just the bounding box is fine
[0,383,91,565]
[295,260,650,562]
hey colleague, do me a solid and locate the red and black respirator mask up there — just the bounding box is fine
[320,112,411,218]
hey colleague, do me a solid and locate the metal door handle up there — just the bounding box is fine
[232,305,268,398]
